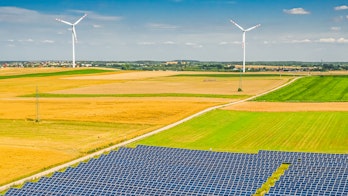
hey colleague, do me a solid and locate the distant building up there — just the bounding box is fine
[165,61,178,65]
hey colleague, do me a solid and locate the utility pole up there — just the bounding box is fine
[36,86,40,122]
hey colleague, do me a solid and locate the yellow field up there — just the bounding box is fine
[0,68,71,76]
[223,101,348,112]
[0,145,74,185]
[0,68,293,186]
[53,73,290,96]
[0,97,228,124]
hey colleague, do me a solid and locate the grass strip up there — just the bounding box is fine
[0,69,113,80]
[253,163,290,196]
[20,93,249,99]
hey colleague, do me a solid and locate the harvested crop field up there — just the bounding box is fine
[0,119,157,185]
[0,97,228,124]
[52,74,291,96]
[222,101,348,112]
[0,68,73,76]
[0,96,229,185]
[0,145,74,186]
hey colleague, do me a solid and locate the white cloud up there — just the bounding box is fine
[185,42,195,46]
[41,40,55,44]
[337,38,348,43]
[185,42,203,48]
[93,24,102,28]
[138,42,156,45]
[283,8,310,15]
[218,41,242,45]
[291,39,311,43]
[147,23,178,29]
[89,14,122,22]
[18,38,34,42]
[334,5,348,11]
[331,26,341,31]
[0,6,41,23]
[219,41,229,45]
[318,38,336,43]
[315,38,348,43]
[163,41,175,45]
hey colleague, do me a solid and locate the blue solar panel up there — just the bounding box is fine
[5,146,348,196]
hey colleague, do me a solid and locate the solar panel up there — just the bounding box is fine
[5,146,348,196]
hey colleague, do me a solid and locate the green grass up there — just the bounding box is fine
[21,93,249,99]
[0,69,113,80]
[254,75,348,102]
[129,110,348,153]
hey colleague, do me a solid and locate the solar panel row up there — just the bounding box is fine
[5,146,348,196]
[265,150,348,196]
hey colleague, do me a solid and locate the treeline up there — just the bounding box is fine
[98,61,348,72]
[2,61,348,72]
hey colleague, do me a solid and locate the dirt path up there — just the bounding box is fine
[0,76,301,192]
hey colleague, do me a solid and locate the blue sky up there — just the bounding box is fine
[0,0,348,61]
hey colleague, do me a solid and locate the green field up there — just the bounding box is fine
[129,109,348,153]
[254,75,348,102]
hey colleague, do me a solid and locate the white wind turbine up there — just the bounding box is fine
[56,14,87,68]
[230,19,260,73]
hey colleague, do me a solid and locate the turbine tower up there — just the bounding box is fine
[56,14,87,68]
[230,19,260,73]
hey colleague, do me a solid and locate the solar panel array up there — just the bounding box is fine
[5,146,348,196]
[264,151,348,196]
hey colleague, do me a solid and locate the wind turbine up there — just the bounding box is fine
[56,14,87,68]
[230,19,260,73]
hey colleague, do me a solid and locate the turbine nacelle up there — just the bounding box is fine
[230,20,261,32]
[56,14,87,43]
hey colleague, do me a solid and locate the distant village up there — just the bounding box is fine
[1,60,347,72]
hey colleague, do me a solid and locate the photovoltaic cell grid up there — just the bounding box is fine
[5,146,348,196]
[264,150,348,196]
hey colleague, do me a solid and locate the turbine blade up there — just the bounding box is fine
[56,18,73,26]
[74,14,87,25]
[72,27,78,42]
[230,19,245,31]
[245,24,261,32]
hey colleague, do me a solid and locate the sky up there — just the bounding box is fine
[0,0,348,62]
